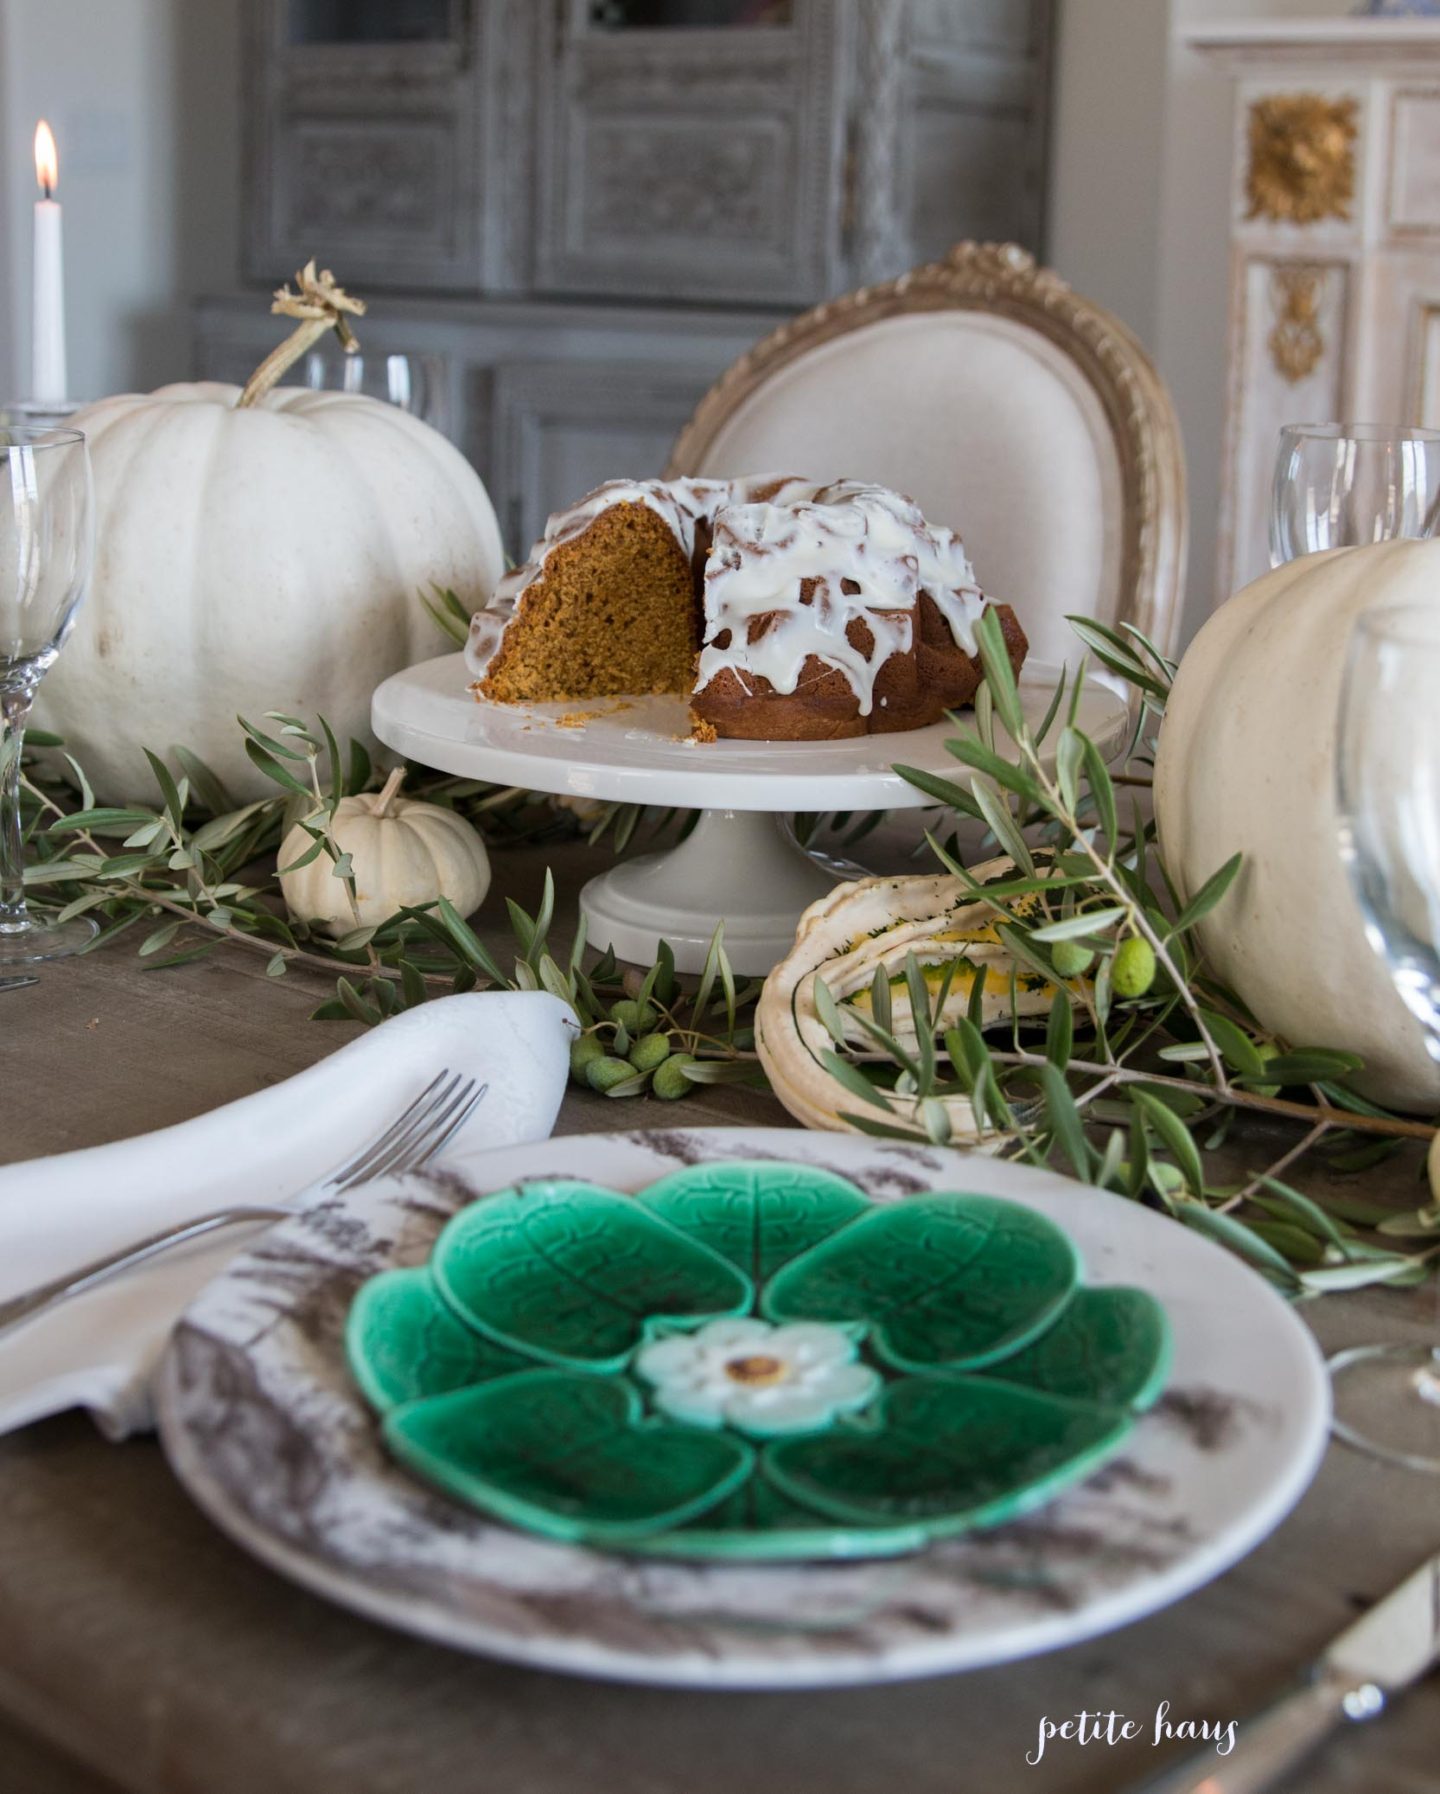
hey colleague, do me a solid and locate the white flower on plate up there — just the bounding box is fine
[635,1317,880,1438]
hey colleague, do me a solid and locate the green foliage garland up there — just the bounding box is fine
[15,602,1438,1294]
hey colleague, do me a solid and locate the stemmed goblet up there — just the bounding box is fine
[300,346,450,438]
[1334,601,1440,1472]
[0,425,94,964]
[1270,423,1440,565]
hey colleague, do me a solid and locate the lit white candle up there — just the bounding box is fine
[32,120,67,405]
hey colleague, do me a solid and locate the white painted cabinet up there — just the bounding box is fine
[1192,19,1440,601]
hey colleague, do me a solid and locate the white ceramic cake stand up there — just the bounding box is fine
[372,653,1129,975]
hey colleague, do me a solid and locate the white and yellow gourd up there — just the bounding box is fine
[756,858,1075,1138]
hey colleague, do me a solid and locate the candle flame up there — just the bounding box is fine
[34,120,57,198]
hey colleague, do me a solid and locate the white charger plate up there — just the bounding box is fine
[156,1127,1329,1690]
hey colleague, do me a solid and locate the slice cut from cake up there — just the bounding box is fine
[466,476,1027,740]
[474,499,695,704]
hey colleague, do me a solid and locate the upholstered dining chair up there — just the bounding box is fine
[666,242,1187,671]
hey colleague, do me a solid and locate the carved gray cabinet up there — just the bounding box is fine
[214,0,1054,548]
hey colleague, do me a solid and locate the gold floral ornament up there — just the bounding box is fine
[237,259,368,409]
[1269,264,1327,383]
[1246,94,1357,226]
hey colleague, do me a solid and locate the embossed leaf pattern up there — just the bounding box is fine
[385,1369,752,1542]
[765,1379,1130,1532]
[348,1169,1170,1561]
[638,1162,872,1283]
[763,1194,1081,1372]
[432,1180,752,1371]
[346,1268,530,1413]
[664,1472,929,1562]
[973,1286,1173,1412]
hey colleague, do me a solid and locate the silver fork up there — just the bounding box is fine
[0,1067,487,1342]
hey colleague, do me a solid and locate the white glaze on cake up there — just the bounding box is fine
[466,475,989,716]
[465,475,814,680]
[696,481,985,715]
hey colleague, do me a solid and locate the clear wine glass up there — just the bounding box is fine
[1270,423,1440,565]
[1334,601,1440,1473]
[299,346,450,438]
[0,425,95,965]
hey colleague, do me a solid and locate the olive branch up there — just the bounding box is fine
[15,603,1439,1293]
[17,714,750,1095]
[807,610,1439,1298]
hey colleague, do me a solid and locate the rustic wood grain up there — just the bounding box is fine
[0,844,1435,1793]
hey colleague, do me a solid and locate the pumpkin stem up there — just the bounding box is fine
[373,767,407,819]
[235,260,368,409]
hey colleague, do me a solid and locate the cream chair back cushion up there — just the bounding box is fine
[681,311,1123,673]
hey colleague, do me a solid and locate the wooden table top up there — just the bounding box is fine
[1,843,1437,1794]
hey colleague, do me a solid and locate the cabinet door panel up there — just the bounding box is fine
[848,0,1053,286]
[910,0,1036,53]
[1386,86,1440,237]
[244,0,485,289]
[490,360,720,552]
[1368,254,1440,425]
[909,109,1041,261]
[533,0,844,304]
[282,120,458,256]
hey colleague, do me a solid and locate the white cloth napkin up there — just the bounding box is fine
[0,990,575,1440]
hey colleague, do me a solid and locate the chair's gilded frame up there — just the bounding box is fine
[666,242,1188,658]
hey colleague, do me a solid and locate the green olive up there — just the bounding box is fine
[652,1053,697,1100]
[1112,937,1157,999]
[1051,940,1095,979]
[585,1055,636,1094]
[628,1031,674,1073]
[609,998,657,1034]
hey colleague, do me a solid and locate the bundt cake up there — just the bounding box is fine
[465,476,1027,740]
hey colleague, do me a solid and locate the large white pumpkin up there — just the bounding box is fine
[1153,538,1440,1112]
[40,382,504,803]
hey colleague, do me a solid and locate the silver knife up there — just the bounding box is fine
[1130,1549,1440,1794]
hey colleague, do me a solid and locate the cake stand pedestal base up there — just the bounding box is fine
[581,810,853,975]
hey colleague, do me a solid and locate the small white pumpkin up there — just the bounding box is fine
[279,769,491,938]
[756,858,1074,1138]
[39,265,505,804]
[1153,537,1440,1112]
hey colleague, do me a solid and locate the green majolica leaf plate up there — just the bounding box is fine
[346,1163,1171,1561]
